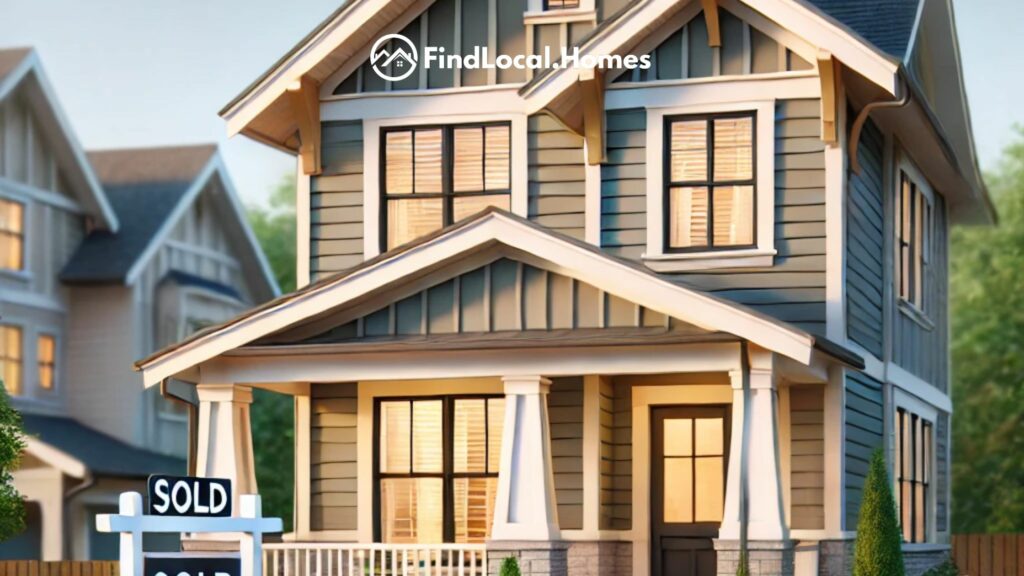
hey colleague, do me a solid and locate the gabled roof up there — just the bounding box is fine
[0,47,119,231]
[60,145,280,300]
[21,414,185,478]
[136,208,861,387]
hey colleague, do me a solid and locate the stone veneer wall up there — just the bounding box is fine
[566,542,632,576]
[486,541,631,576]
[818,540,949,576]
[715,541,795,576]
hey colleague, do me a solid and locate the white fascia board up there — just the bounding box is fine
[24,436,88,479]
[138,212,816,387]
[221,0,397,137]
[0,52,120,232]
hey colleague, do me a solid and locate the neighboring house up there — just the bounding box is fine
[133,0,987,575]
[0,48,278,561]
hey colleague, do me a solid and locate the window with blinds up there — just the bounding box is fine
[376,396,505,544]
[383,123,511,250]
[0,325,22,396]
[665,113,755,252]
[896,408,932,543]
[0,199,25,271]
[897,171,933,310]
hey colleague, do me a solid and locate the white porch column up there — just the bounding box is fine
[491,375,560,541]
[195,384,257,513]
[720,349,789,542]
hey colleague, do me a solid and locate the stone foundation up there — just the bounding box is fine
[566,541,632,576]
[817,539,855,575]
[714,540,795,576]
[488,541,569,576]
[903,546,950,576]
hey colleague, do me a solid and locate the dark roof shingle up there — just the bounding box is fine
[22,414,185,478]
[802,0,920,58]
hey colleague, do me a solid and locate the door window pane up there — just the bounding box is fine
[695,418,724,456]
[664,457,693,523]
[694,456,724,522]
[381,478,444,543]
[664,418,693,457]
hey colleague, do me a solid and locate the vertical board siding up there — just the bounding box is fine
[549,376,584,530]
[892,195,949,391]
[311,383,359,531]
[311,121,364,280]
[936,412,949,533]
[601,108,646,260]
[1,89,61,191]
[661,99,828,334]
[528,114,587,240]
[844,371,884,530]
[789,386,825,530]
[846,118,885,357]
[598,377,616,530]
[610,380,632,530]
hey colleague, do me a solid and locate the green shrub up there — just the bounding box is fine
[736,551,749,576]
[499,556,521,576]
[853,448,905,576]
[922,557,959,576]
[0,380,26,541]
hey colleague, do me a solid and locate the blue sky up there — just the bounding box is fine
[0,0,1020,206]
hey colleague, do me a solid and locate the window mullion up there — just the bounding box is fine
[707,118,715,248]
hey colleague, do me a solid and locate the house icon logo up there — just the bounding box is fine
[370,34,418,82]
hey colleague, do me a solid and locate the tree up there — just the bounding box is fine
[246,175,297,530]
[0,380,26,541]
[852,449,904,576]
[950,129,1024,533]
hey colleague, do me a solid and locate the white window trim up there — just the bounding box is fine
[643,99,776,272]
[895,151,935,321]
[892,387,939,545]
[362,113,528,260]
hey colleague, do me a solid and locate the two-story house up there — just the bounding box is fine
[133,0,989,574]
[0,48,278,561]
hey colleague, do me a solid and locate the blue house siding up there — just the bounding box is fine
[844,370,884,530]
[846,120,885,357]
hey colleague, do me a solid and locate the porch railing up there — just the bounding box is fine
[263,543,488,576]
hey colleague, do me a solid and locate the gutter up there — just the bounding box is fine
[161,378,198,476]
[62,472,95,559]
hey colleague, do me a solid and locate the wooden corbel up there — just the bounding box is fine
[701,0,721,47]
[817,51,840,145]
[287,76,322,175]
[579,68,605,165]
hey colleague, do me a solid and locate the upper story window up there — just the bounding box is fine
[0,325,22,396]
[377,396,505,543]
[37,334,56,391]
[897,170,933,311]
[665,113,755,252]
[545,0,580,9]
[383,123,511,251]
[896,408,932,543]
[0,199,25,271]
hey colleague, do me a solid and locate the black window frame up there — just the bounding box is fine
[897,171,933,311]
[380,122,513,252]
[372,395,504,544]
[662,111,758,254]
[544,0,581,9]
[896,408,932,544]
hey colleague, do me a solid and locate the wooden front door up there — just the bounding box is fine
[651,406,730,576]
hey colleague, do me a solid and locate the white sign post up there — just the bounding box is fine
[96,491,282,576]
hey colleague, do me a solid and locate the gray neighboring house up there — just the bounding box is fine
[0,48,278,561]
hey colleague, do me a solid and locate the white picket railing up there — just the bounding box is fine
[263,543,488,576]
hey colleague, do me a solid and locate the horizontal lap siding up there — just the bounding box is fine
[790,386,825,530]
[311,383,359,531]
[936,412,949,533]
[610,381,632,530]
[599,377,616,530]
[893,195,949,392]
[846,120,885,357]
[549,376,584,530]
[529,114,586,240]
[601,109,646,260]
[312,121,364,281]
[663,99,828,334]
[844,371,884,530]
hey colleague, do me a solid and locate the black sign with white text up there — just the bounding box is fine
[147,475,232,517]
[145,556,240,576]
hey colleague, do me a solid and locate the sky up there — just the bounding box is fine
[0,0,1021,207]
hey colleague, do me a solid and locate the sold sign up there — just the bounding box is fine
[147,475,231,517]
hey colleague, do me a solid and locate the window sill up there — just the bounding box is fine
[523,8,596,24]
[897,299,935,331]
[642,248,776,272]
[0,268,31,283]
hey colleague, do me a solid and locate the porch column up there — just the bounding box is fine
[195,384,257,513]
[491,375,560,541]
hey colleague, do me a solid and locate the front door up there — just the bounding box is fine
[651,406,730,576]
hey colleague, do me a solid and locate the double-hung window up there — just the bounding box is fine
[897,171,933,310]
[382,123,511,251]
[0,199,25,271]
[0,325,22,396]
[37,334,56,391]
[896,408,932,543]
[665,113,755,252]
[376,396,505,543]
[544,0,581,9]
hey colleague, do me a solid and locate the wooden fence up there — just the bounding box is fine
[954,534,1024,575]
[0,562,119,576]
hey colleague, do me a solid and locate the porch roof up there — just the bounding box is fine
[135,208,861,386]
